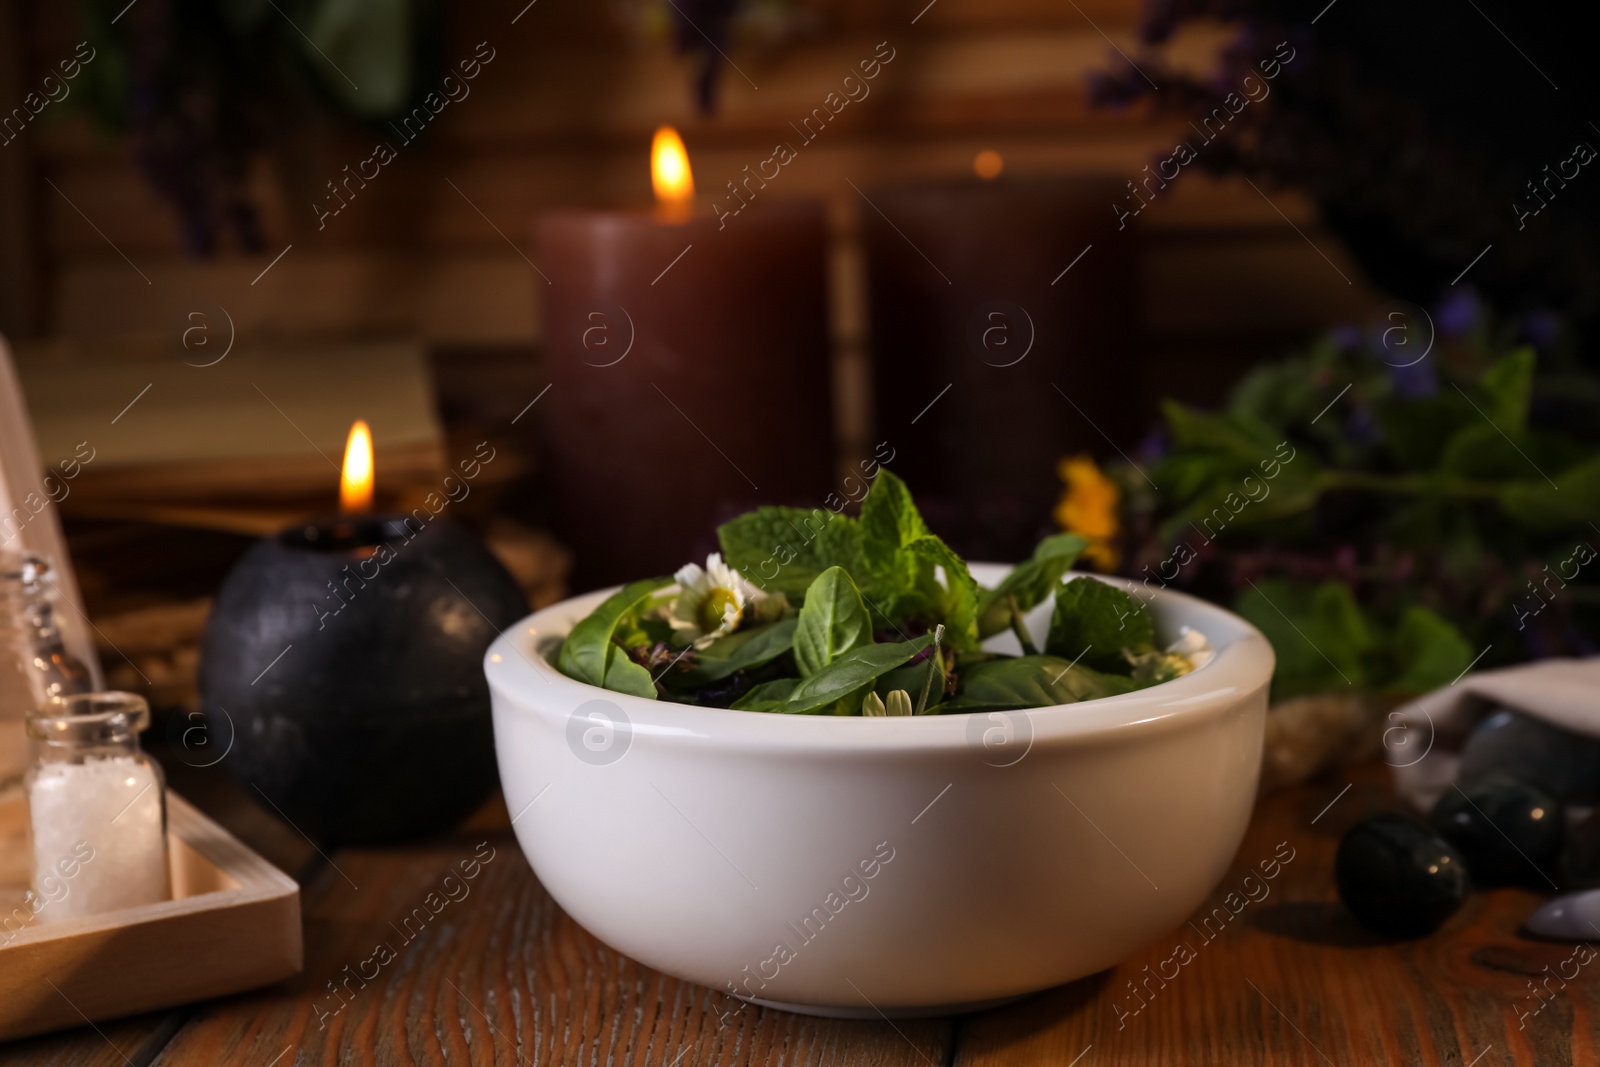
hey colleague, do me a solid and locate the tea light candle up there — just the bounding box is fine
[26,692,169,919]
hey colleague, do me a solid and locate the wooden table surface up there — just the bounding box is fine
[4,758,1590,1067]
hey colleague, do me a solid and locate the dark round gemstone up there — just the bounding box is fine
[1430,773,1564,887]
[1336,813,1471,937]
[1458,708,1600,804]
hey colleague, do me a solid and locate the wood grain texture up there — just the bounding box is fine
[149,831,954,1067]
[0,794,301,1044]
[954,763,1592,1067]
[0,1011,186,1067]
[15,761,1590,1064]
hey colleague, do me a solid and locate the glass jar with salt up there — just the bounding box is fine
[25,692,169,919]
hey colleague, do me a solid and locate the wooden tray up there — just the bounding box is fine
[0,790,302,1042]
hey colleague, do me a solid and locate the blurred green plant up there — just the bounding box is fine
[1115,294,1600,701]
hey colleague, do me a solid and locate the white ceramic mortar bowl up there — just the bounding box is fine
[485,567,1273,1017]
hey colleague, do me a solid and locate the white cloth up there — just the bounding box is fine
[1388,658,1600,812]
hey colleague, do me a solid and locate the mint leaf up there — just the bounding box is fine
[1234,579,1371,699]
[557,577,671,688]
[717,507,865,601]
[941,655,1141,712]
[1501,455,1600,531]
[859,469,931,578]
[1387,605,1472,694]
[682,617,798,685]
[782,634,934,715]
[794,567,873,677]
[976,533,1088,637]
[901,535,979,649]
[1440,422,1539,480]
[1045,578,1155,672]
[1480,346,1535,432]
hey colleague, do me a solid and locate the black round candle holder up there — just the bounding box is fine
[198,514,528,844]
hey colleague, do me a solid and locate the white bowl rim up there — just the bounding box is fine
[485,564,1274,748]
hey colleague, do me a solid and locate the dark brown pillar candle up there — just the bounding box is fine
[537,200,834,590]
[864,177,1140,562]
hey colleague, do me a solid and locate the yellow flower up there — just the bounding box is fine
[1053,454,1120,570]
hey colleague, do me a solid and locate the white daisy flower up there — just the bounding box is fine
[669,553,786,648]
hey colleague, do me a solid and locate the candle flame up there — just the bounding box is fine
[339,419,374,515]
[651,126,694,221]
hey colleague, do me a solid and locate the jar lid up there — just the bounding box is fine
[26,691,151,743]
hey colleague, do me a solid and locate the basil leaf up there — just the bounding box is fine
[717,506,866,600]
[976,533,1088,638]
[731,676,802,711]
[783,634,935,715]
[557,577,672,687]
[600,642,659,700]
[794,567,873,677]
[683,617,798,685]
[941,655,1140,712]
[1045,577,1155,673]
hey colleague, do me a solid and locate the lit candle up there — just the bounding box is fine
[198,421,529,844]
[536,128,835,589]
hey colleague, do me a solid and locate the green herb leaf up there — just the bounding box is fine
[557,577,672,687]
[877,653,947,710]
[975,533,1089,637]
[600,643,659,700]
[1044,577,1155,672]
[1234,579,1371,700]
[859,469,930,579]
[1479,346,1535,432]
[906,536,981,649]
[1501,455,1600,531]
[794,567,874,677]
[681,617,798,685]
[716,507,865,600]
[939,655,1141,712]
[1387,605,1472,695]
[731,676,802,710]
[782,634,935,715]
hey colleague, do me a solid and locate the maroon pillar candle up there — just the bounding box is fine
[537,200,834,590]
[863,177,1140,562]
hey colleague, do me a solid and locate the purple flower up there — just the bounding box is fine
[1435,289,1480,339]
[1137,427,1171,463]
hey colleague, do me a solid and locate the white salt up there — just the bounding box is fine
[29,755,168,919]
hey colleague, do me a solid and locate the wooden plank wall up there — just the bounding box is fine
[12,0,1381,428]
